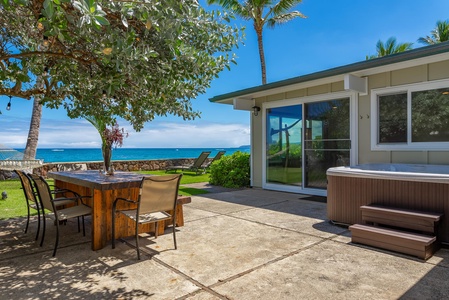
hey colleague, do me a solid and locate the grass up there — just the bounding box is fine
[0,179,28,219]
[0,171,210,220]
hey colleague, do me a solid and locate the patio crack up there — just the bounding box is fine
[207,237,333,290]
[122,239,232,300]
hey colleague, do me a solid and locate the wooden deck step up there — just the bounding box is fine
[349,224,437,260]
[361,205,443,234]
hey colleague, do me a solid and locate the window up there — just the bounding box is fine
[378,93,407,144]
[371,80,449,150]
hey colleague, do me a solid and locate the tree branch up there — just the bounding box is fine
[0,51,96,66]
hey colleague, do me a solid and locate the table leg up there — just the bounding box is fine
[92,189,106,251]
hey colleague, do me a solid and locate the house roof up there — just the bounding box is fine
[209,42,449,104]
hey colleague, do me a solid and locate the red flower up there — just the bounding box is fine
[103,123,128,148]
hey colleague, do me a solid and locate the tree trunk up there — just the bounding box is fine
[256,27,267,85]
[23,76,43,160]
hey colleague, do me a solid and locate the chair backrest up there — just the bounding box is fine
[29,174,55,212]
[138,174,182,214]
[212,151,226,162]
[14,170,37,204]
[192,151,211,168]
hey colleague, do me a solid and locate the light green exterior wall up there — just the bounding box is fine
[358,60,449,164]
[250,60,449,188]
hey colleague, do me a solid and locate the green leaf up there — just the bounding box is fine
[43,0,54,18]
[95,15,109,26]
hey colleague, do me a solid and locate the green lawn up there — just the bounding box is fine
[0,171,210,220]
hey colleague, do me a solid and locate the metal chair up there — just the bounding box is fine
[30,174,91,256]
[112,174,182,260]
[14,170,42,240]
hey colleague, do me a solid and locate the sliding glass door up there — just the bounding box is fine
[266,105,302,187]
[304,98,351,189]
[265,97,351,193]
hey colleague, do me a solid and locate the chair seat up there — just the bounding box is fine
[166,165,192,170]
[56,205,92,221]
[120,210,172,223]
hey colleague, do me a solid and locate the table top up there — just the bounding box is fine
[48,170,145,191]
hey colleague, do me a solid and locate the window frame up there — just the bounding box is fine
[371,79,449,150]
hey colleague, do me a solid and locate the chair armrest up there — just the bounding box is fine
[112,197,138,213]
[52,194,91,205]
[114,197,138,204]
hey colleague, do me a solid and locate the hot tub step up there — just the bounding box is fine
[361,205,443,234]
[349,224,437,260]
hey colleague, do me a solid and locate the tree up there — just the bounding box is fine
[0,0,243,158]
[366,37,413,60]
[418,20,449,45]
[207,0,306,85]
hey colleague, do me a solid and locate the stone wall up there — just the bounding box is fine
[0,158,200,180]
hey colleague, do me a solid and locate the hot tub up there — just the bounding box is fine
[327,163,449,242]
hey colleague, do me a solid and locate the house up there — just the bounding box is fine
[210,42,449,196]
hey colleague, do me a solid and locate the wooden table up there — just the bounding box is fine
[48,170,191,251]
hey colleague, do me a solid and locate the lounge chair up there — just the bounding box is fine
[166,151,211,174]
[203,150,226,169]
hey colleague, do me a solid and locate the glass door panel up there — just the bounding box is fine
[304,99,350,189]
[266,105,302,187]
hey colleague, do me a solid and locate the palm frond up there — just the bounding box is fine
[267,11,306,28]
[272,0,304,15]
[417,36,435,45]
[418,20,449,45]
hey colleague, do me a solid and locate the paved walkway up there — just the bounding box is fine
[1,188,449,299]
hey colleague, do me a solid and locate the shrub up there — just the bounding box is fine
[209,151,250,188]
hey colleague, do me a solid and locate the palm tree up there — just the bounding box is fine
[418,20,449,45]
[207,0,306,85]
[366,37,413,60]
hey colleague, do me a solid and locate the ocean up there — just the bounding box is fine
[12,147,250,163]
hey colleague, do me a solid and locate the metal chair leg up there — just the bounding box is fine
[173,219,177,250]
[111,207,116,249]
[25,205,30,234]
[35,207,41,241]
[136,219,140,260]
[40,215,46,247]
[53,219,60,257]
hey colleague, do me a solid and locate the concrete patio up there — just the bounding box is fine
[1,187,449,299]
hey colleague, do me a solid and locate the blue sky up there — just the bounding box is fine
[2,0,449,149]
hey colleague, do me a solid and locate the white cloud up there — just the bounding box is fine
[126,122,250,148]
[1,117,250,149]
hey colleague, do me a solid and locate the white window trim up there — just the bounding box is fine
[371,79,449,151]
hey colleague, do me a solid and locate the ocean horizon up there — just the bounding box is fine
[10,147,250,163]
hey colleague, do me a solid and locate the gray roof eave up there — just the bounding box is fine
[209,42,449,103]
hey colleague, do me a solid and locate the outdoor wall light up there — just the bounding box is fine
[252,105,261,116]
[6,96,11,111]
